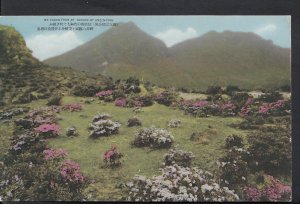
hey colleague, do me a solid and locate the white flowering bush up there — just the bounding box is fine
[132,127,174,148]
[89,119,121,138]
[126,164,239,202]
[163,146,195,167]
[92,113,112,122]
[168,119,181,128]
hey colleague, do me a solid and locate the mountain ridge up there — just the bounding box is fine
[44,22,290,90]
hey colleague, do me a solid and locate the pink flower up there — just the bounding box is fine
[60,159,84,183]
[35,123,60,135]
[96,90,113,97]
[115,98,127,107]
[43,148,68,160]
[221,101,236,110]
[193,100,208,108]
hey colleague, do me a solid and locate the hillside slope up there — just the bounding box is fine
[0,25,108,105]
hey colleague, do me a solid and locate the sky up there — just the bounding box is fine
[0,16,291,61]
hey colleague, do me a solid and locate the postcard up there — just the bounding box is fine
[0,16,291,202]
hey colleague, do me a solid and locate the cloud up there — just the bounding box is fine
[154,27,198,47]
[26,31,83,60]
[255,24,277,35]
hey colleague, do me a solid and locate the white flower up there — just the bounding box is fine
[201,184,213,193]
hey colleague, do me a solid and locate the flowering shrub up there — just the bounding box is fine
[115,98,127,107]
[244,175,291,202]
[92,113,112,122]
[221,101,237,116]
[95,90,113,99]
[9,131,46,155]
[66,126,78,136]
[217,146,250,192]
[89,119,121,138]
[127,117,142,127]
[63,103,82,112]
[132,127,174,148]
[15,106,60,129]
[60,159,85,183]
[155,91,178,106]
[258,100,289,116]
[193,100,208,108]
[126,164,239,202]
[163,146,195,167]
[103,145,124,167]
[44,148,68,160]
[224,134,244,149]
[168,119,181,128]
[35,123,60,138]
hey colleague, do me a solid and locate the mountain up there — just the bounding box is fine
[44,23,291,90]
[0,25,108,105]
[44,22,169,74]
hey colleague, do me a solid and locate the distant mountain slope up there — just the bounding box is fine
[44,22,169,74]
[44,23,290,90]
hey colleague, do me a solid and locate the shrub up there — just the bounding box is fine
[103,145,124,168]
[168,119,181,128]
[217,146,250,193]
[206,85,222,95]
[35,123,60,138]
[60,159,85,183]
[72,84,101,97]
[44,148,68,160]
[127,117,142,127]
[95,90,113,100]
[246,126,291,175]
[244,175,291,202]
[92,113,111,122]
[224,135,244,149]
[66,126,77,137]
[115,98,127,107]
[259,91,283,103]
[89,119,121,138]
[155,91,178,106]
[132,127,174,148]
[125,164,239,202]
[225,85,240,96]
[221,101,237,116]
[163,146,195,167]
[46,94,62,106]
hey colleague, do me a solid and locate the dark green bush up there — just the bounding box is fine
[224,134,244,149]
[259,91,283,103]
[206,85,222,95]
[246,126,291,175]
[47,94,62,106]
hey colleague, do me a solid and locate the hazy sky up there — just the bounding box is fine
[0,16,291,60]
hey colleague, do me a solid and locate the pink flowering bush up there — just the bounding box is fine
[221,101,237,116]
[193,100,209,108]
[35,123,60,138]
[103,145,124,167]
[95,90,113,99]
[60,159,85,183]
[244,175,291,202]
[63,103,82,112]
[258,100,289,116]
[115,98,127,107]
[43,148,68,160]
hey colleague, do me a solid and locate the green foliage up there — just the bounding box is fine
[206,85,222,95]
[224,134,244,149]
[259,91,283,103]
[47,93,62,106]
[246,125,291,175]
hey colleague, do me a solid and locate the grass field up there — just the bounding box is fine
[40,96,247,200]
